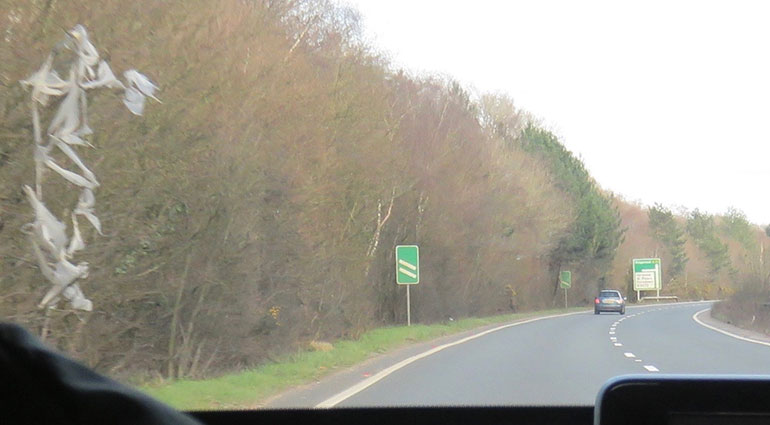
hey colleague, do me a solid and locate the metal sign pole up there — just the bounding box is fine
[406,285,411,326]
[564,287,568,309]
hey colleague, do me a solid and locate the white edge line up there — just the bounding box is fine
[692,308,770,347]
[315,309,588,408]
[644,365,659,372]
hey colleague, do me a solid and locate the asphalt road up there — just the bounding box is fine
[268,302,770,408]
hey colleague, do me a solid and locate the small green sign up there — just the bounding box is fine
[396,245,419,285]
[559,271,571,289]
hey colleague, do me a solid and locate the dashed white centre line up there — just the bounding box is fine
[624,352,636,358]
[635,359,642,362]
[614,342,623,347]
[644,365,659,372]
[609,331,615,335]
[610,337,617,341]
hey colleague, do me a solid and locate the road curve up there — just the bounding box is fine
[268,302,770,408]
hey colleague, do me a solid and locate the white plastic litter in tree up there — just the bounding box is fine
[20,25,160,311]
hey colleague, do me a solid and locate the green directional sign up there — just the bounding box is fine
[633,258,662,291]
[396,245,419,285]
[559,271,572,289]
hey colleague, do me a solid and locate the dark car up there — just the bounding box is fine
[594,290,626,315]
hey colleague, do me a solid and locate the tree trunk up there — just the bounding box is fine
[167,251,192,379]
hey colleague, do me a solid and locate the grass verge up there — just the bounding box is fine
[140,307,587,410]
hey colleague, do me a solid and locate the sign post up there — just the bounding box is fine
[632,258,662,301]
[559,271,571,308]
[396,245,419,326]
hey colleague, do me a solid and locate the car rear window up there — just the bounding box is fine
[600,291,620,298]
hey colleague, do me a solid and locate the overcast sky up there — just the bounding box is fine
[341,0,768,225]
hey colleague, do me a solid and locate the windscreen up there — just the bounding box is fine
[1,0,769,413]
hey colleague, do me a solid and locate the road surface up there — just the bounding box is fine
[268,302,770,407]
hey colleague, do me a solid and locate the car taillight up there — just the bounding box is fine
[594,298,600,304]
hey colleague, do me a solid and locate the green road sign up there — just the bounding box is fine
[633,258,662,291]
[559,271,571,289]
[396,245,419,285]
